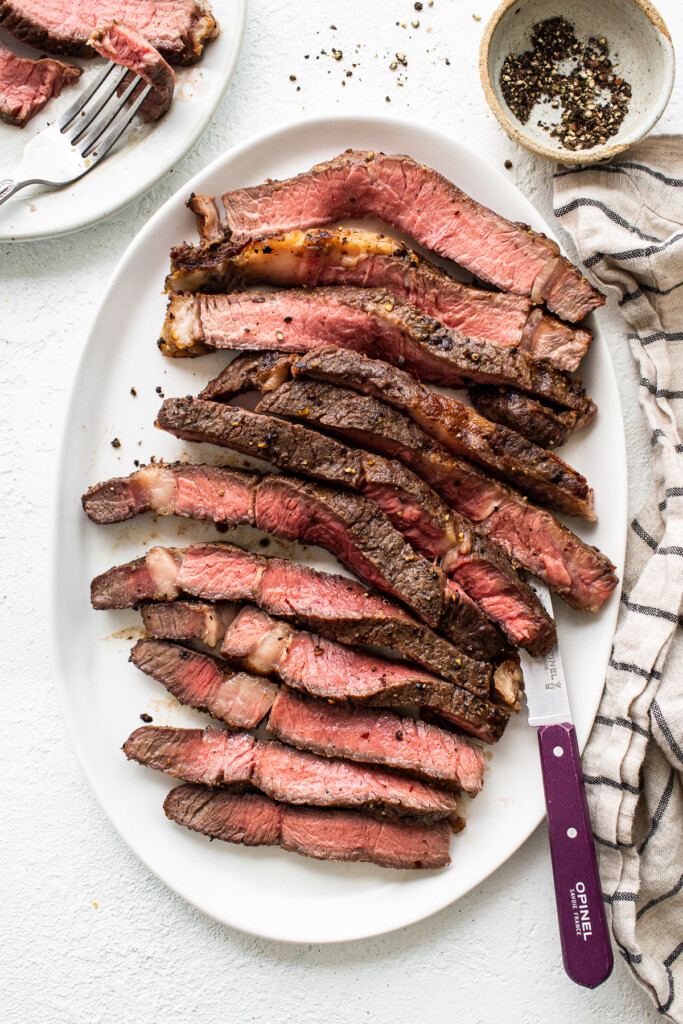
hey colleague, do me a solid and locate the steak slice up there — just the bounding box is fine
[0,43,80,126]
[167,227,593,371]
[164,784,453,869]
[139,599,236,646]
[259,381,619,612]
[130,637,277,728]
[125,725,458,821]
[160,288,594,419]
[84,461,448,632]
[189,150,604,321]
[221,605,510,739]
[88,21,174,122]
[267,688,486,792]
[205,348,593,518]
[469,386,591,449]
[94,543,503,693]
[288,348,595,518]
[154,401,553,655]
[0,0,218,65]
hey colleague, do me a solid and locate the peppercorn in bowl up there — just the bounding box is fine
[479,0,674,164]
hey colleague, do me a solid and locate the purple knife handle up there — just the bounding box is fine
[537,722,614,988]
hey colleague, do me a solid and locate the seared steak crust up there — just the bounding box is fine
[470,386,594,449]
[139,599,235,646]
[164,784,453,869]
[166,228,593,371]
[258,381,618,612]
[0,0,218,65]
[160,287,594,419]
[153,401,554,655]
[191,150,603,321]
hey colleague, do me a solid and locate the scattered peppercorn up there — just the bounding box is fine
[111,438,121,448]
[414,1,423,8]
[289,74,297,81]
[332,48,343,61]
[140,713,153,723]
[504,159,513,169]
[499,18,631,151]
[130,386,137,396]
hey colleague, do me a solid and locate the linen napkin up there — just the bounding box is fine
[553,135,683,1021]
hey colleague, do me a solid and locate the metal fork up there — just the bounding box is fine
[0,62,152,207]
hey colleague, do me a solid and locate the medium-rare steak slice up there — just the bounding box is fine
[160,288,594,421]
[259,381,619,613]
[130,637,277,728]
[267,689,486,792]
[288,348,595,518]
[221,605,511,738]
[94,543,517,702]
[203,349,594,518]
[0,44,80,126]
[167,228,593,372]
[469,386,590,449]
[125,725,458,821]
[188,150,604,321]
[153,402,554,655]
[84,461,448,632]
[0,0,218,65]
[164,784,453,869]
[88,22,175,122]
[139,599,235,647]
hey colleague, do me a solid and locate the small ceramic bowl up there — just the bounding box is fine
[480,0,675,164]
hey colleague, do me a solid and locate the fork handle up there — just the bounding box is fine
[0,178,33,208]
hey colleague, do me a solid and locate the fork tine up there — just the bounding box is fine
[80,79,151,160]
[57,62,117,132]
[68,65,130,144]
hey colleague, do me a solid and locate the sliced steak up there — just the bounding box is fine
[88,21,174,122]
[469,386,591,449]
[221,605,510,740]
[268,688,486,792]
[0,43,80,126]
[93,543,504,694]
[288,348,595,518]
[130,637,277,728]
[125,725,458,821]
[84,461,448,632]
[154,401,553,655]
[167,227,593,371]
[164,784,453,869]
[139,599,236,646]
[189,150,604,321]
[258,381,619,612]
[0,0,218,65]
[160,288,594,420]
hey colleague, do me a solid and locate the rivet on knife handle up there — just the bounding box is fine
[537,722,614,988]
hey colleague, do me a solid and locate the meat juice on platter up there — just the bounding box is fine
[82,147,618,872]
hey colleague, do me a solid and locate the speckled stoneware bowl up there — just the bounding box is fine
[480,0,675,164]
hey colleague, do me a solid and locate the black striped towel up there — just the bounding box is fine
[554,135,683,1021]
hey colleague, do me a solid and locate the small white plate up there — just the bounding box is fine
[50,114,627,944]
[0,0,247,241]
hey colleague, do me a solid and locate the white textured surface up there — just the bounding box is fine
[1,1,680,1019]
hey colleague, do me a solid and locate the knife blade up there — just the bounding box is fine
[520,582,614,989]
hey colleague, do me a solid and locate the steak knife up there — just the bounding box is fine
[522,582,613,988]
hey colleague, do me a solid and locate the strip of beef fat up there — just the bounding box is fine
[160,288,595,427]
[93,543,521,712]
[0,0,218,65]
[84,462,449,633]
[186,151,603,321]
[164,784,453,870]
[125,726,459,822]
[202,350,594,518]
[0,44,80,126]
[149,406,555,654]
[88,22,174,122]
[167,228,592,371]
[258,381,619,613]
